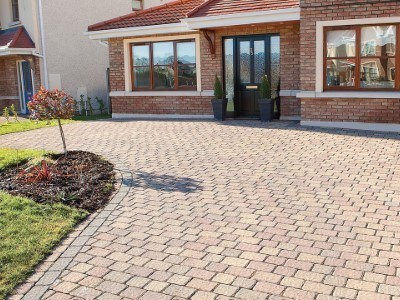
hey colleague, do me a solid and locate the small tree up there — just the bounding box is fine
[260,75,271,99]
[87,96,94,116]
[214,75,224,99]
[3,107,10,123]
[96,97,105,114]
[28,88,75,157]
[10,104,19,122]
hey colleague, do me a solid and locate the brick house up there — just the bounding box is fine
[0,0,144,114]
[87,0,400,131]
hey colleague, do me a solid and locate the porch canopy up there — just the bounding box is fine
[86,0,300,40]
[0,26,36,56]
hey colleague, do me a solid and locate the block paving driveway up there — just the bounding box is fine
[2,120,400,300]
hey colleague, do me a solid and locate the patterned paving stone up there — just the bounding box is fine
[3,120,400,299]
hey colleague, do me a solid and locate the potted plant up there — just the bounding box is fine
[258,75,273,122]
[211,75,227,121]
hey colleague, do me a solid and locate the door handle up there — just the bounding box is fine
[250,48,254,56]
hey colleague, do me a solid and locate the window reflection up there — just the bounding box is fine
[224,39,234,113]
[326,59,356,87]
[361,58,395,88]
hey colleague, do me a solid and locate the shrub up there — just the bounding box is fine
[96,97,105,114]
[214,75,224,99]
[79,95,86,116]
[3,107,10,123]
[9,104,19,123]
[28,88,75,157]
[87,97,94,116]
[260,75,271,99]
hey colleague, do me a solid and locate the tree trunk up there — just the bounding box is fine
[57,119,67,158]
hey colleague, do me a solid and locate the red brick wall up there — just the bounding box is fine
[302,98,400,123]
[0,55,41,113]
[108,22,300,116]
[300,0,400,123]
[281,97,301,117]
[111,96,212,115]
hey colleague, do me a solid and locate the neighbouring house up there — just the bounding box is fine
[87,0,400,131]
[0,0,173,114]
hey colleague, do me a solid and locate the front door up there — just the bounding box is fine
[223,35,280,118]
[237,36,268,117]
[18,61,34,114]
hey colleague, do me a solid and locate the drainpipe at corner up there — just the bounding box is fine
[38,0,49,89]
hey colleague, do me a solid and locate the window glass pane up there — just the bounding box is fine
[178,65,196,88]
[12,0,19,21]
[134,67,150,88]
[153,65,174,89]
[239,41,251,83]
[254,40,265,84]
[360,58,395,88]
[361,26,396,57]
[133,45,150,66]
[327,30,356,57]
[177,42,196,64]
[153,42,174,65]
[270,36,280,98]
[326,59,356,87]
[224,39,234,113]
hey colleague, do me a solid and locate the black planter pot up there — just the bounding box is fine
[211,98,228,121]
[258,98,273,122]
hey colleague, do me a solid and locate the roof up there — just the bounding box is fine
[0,26,35,49]
[88,0,300,32]
[187,0,299,18]
[88,0,206,32]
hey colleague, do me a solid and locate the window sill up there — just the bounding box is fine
[8,21,21,27]
[297,91,400,99]
[110,90,213,97]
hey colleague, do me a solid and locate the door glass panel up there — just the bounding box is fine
[270,36,280,98]
[239,41,251,83]
[254,40,265,84]
[224,38,234,113]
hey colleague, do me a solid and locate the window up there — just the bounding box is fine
[11,0,19,22]
[324,24,399,90]
[131,40,197,90]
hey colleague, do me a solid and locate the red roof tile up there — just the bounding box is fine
[88,0,299,32]
[0,26,35,49]
[187,0,299,18]
[88,0,206,32]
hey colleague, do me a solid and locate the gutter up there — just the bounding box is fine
[85,7,300,40]
[38,0,49,88]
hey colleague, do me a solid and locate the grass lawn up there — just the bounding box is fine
[0,192,87,299]
[0,114,111,136]
[0,149,47,171]
[0,149,88,299]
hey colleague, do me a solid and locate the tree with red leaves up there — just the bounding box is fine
[28,87,75,157]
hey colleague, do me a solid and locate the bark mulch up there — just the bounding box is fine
[0,151,115,212]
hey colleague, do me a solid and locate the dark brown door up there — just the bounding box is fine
[236,36,269,118]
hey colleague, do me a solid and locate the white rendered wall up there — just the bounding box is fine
[40,0,132,107]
